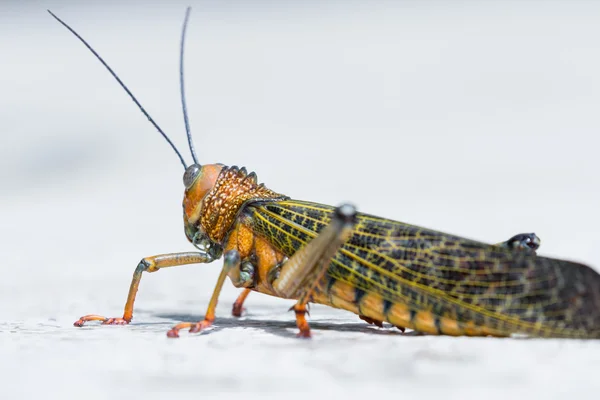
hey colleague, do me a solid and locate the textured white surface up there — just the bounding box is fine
[2,1,600,399]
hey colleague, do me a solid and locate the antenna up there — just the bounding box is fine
[48,9,188,169]
[180,7,199,165]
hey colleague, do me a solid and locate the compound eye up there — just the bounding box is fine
[183,164,201,188]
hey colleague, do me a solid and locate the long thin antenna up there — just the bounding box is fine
[180,7,199,165]
[48,10,188,170]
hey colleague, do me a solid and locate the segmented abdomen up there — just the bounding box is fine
[243,199,600,338]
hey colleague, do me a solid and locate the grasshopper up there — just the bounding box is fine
[51,9,600,339]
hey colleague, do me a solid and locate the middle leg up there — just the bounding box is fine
[166,248,254,337]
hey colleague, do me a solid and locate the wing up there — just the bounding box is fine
[242,199,600,338]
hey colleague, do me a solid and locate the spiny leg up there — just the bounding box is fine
[497,233,541,253]
[232,288,252,317]
[74,252,213,327]
[271,203,358,338]
[166,249,248,337]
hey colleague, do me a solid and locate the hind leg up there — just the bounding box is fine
[74,252,214,327]
[270,204,358,337]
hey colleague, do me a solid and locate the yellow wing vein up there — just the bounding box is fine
[252,207,564,335]
[258,205,547,291]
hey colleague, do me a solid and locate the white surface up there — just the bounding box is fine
[1,1,600,399]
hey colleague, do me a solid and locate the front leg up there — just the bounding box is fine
[74,252,213,327]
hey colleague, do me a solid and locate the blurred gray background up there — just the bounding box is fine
[1,1,600,399]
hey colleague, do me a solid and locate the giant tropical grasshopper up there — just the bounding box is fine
[50,9,600,339]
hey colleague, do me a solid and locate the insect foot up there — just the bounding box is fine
[166,320,213,338]
[73,314,130,327]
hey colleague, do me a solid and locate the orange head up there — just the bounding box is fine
[182,163,224,257]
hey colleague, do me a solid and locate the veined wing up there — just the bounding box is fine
[243,199,600,338]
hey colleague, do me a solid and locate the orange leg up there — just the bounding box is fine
[293,303,311,338]
[74,252,213,327]
[232,288,251,317]
[166,260,231,338]
[167,248,253,337]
